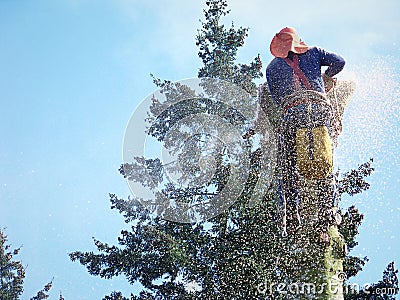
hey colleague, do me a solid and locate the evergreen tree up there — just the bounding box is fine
[0,228,55,300]
[70,1,398,299]
[0,229,25,300]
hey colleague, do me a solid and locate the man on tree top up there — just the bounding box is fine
[266,26,345,104]
[245,27,347,139]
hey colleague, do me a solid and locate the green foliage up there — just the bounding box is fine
[102,291,132,300]
[337,158,374,196]
[344,262,399,300]
[29,280,53,300]
[0,228,54,300]
[69,1,398,299]
[196,0,262,95]
[335,161,398,298]
[336,160,375,281]
[338,205,369,279]
[0,229,25,300]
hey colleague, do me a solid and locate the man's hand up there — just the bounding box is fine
[322,73,337,93]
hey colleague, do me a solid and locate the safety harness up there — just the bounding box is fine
[284,54,312,91]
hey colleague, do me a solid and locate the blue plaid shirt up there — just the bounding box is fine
[265,47,345,104]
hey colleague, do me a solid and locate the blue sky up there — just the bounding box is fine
[0,0,399,299]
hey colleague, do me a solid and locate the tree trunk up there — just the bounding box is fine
[259,81,354,299]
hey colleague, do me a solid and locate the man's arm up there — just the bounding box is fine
[319,47,345,77]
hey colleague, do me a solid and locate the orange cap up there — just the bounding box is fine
[270,27,310,58]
